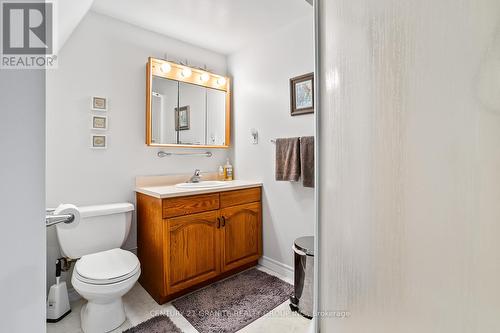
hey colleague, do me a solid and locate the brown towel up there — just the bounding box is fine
[300,136,315,188]
[275,137,301,182]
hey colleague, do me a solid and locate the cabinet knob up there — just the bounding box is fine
[221,216,226,227]
[217,217,221,229]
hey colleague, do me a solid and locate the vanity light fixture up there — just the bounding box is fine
[181,67,192,78]
[160,63,171,73]
[200,72,210,83]
[216,77,226,86]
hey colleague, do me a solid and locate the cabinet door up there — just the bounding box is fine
[221,202,262,271]
[165,211,221,294]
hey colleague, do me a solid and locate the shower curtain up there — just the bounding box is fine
[317,0,500,332]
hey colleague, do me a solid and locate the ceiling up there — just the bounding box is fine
[91,0,312,55]
[55,0,94,52]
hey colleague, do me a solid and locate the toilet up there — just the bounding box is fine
[55,203,140,333]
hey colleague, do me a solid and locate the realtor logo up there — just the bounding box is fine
[1,1,57,68]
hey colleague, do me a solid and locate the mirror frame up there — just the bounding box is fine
[146,57,231,148]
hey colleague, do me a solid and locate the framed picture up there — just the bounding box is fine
[290,73,314,116]
[175,106,190,131]
[91,96,107,111]
[90,134,107,149]
[91,115,108,130]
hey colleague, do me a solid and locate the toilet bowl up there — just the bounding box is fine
[55,203,140,333]
[72,248,140,333]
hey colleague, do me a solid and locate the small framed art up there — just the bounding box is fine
[175,105,190,131]
[90,134,107,149]
[91,96,107,111]
[290,73,314,116]
[91,115,108,130]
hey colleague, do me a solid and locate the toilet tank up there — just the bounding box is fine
[55,203,134,259]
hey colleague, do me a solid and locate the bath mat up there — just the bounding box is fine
[123,315,182,333]
[172,269,293,333]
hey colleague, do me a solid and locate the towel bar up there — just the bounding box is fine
[157,151,212,158]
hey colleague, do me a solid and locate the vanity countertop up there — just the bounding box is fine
[135,180,263,199]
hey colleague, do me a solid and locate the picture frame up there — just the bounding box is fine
[175,105,190,131]
[290,73,314,116]
[91,115,108,130]
[90,134,107,149]
[91,96,108,111]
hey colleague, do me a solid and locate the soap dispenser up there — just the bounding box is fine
[224,158,233,181]
[218,165,225,181]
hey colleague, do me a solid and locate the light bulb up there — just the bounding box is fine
[181,67,192,78]
[160,63,171,73]
[217,77,226,86]
[200,72,210,82]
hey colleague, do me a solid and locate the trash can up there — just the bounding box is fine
[290,236,314,319]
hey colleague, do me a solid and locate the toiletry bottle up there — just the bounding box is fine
[218,165,225,181]
[224,158,233,181]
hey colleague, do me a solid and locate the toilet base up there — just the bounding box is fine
[80,298,126,333]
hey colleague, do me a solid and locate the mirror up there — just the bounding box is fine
[146,57,230,147]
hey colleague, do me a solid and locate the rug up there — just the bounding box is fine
[172,269,293,333]
[123,315,182,333]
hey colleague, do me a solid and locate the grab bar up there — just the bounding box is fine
[157,151,212,158]
[46,209,75,227]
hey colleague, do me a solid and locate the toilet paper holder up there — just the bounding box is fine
[46,208,75,227]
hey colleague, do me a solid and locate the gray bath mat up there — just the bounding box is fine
[172,269,293,333]
[123,315,182,333]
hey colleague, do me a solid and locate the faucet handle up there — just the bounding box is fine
[188,169,202,183]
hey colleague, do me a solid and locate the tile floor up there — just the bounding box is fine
[47,266,312,333]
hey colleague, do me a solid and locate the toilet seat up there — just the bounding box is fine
[74,248,139,285]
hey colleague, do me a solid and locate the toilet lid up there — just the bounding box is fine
[75,248,139,283]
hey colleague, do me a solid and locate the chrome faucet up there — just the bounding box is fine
[188,169,202,183]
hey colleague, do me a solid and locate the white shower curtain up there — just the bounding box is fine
[317,0,500,332]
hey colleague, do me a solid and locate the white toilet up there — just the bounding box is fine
[55,203,140,333]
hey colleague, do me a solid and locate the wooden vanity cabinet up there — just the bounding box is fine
[136,187,262,304]
[221,202,261,272]
[166,210,221,294]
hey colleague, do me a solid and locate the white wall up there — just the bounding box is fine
[318,0,500,331]
[228,14,314,272]
[46,11,229,290]
[0,72,46,331]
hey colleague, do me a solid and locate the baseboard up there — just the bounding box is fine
[258,256,293,281]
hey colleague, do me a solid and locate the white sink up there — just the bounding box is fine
[175,181,228,189]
